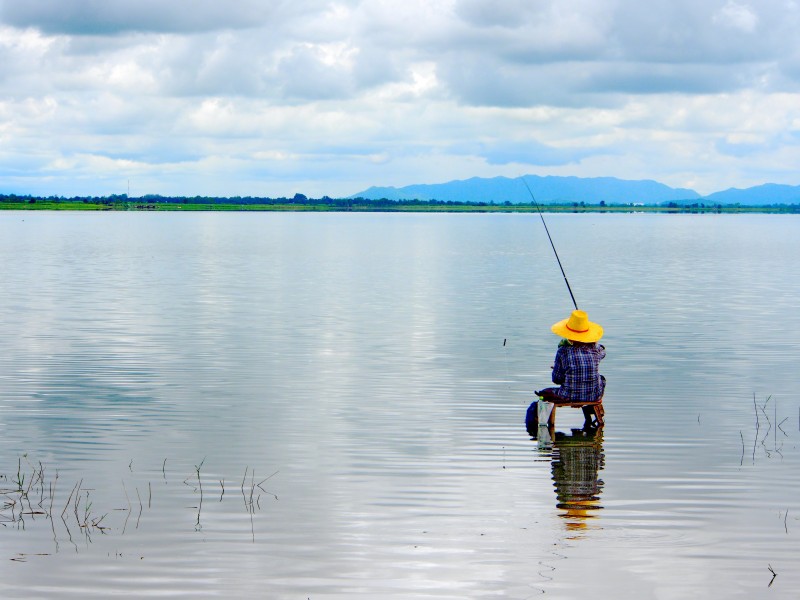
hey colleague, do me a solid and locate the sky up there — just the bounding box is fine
[2,0,800,199]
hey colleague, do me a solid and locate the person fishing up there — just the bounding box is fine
[535,309,606,426]
[518,176,606,432]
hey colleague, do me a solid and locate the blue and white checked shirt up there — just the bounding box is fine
[551,342,606,403]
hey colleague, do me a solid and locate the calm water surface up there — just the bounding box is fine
[1,211,799,598]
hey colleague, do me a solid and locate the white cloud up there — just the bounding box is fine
[714,1,759,32]
[0,0,290,35]
[2,0,800,197]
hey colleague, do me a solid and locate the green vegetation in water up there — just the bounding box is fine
[0,454,279,560]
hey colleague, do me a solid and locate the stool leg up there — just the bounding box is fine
[595,404,604,426]
[548,405,557,428]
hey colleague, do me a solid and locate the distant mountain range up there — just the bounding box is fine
[350,175,800,206]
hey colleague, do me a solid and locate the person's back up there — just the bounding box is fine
[534,310,607,428]
[551,341,605,403]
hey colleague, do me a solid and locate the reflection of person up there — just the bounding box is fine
[551,427,605,532]
[535,310,606,425]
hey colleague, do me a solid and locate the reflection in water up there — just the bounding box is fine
[5,213,800,595]
[550,428,605,533]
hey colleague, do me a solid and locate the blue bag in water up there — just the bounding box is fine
[525,401,539,438]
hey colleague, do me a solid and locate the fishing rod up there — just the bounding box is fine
[519,176,579,311]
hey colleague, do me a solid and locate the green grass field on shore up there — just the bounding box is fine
[2,198,799,214]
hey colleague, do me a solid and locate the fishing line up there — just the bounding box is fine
[519,176,579,311]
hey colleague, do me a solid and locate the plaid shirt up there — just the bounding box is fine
[551,342,606,403]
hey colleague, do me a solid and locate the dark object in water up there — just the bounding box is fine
[526,398,604,438]
[525,401,539,437]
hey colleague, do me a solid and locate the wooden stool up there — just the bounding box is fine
[539,398,604,428]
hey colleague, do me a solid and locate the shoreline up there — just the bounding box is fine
[2,201,799,214]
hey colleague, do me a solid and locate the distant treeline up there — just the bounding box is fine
[0,192,581,207]
[2,193,800,213]
[1,192,496,207]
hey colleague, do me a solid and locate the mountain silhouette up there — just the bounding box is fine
[351,175,800,205]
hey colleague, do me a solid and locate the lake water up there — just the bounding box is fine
[1,211,799,599]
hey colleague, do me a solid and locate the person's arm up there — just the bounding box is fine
[551,346,567,384]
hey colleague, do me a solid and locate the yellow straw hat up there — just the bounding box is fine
[551,309,604,343]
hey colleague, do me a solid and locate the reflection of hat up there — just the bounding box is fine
[551,310,603,343]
